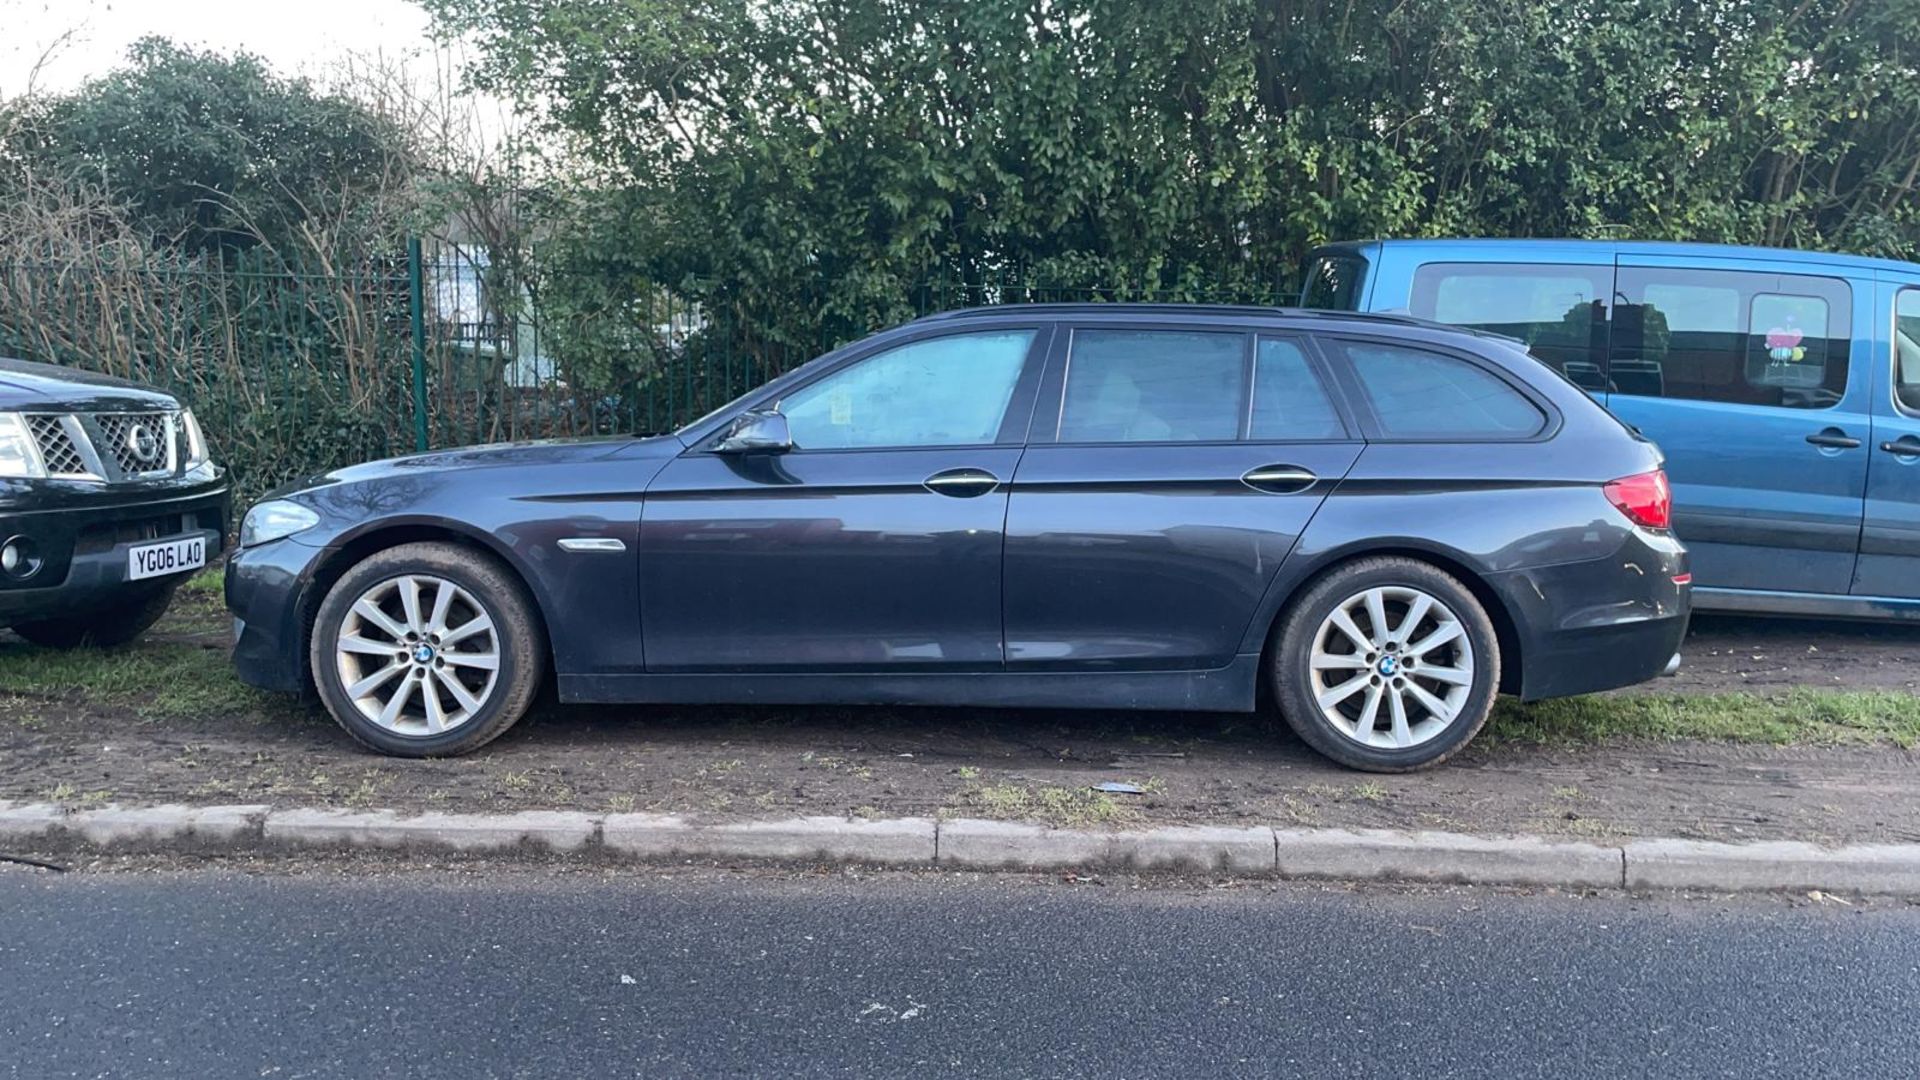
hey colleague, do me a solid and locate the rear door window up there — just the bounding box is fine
[1408,263,1610,392]
[1058,329,1246,443]
[1328,339,1546,439]
[1250,338,1347,440]
[1611,267,1851,409]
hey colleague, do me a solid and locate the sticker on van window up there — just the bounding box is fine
[1750,294,1827,390]
[1765,322,1806,363]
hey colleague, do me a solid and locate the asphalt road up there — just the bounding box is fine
[2,864,1916,1079]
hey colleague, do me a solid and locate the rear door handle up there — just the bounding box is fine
[1882,436,1920,457]
[1241,465,1318,494]
[923,467,1001,498]
[1806,429,1862,450]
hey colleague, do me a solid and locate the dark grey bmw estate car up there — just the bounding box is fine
[228,305,1689,770]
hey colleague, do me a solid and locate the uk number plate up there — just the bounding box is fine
[128,536,206,581]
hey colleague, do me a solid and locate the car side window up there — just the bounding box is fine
[777,330,1035,450]
[1301,255,1368,310]
[1250,338,1347,440]
[1332,339,1545,439]
[1896,290,1920,416]
[1611,267,1851,409]
[1058,329,1245,443]
[1408,263,1610,393]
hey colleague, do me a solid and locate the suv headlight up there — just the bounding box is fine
[0,412,47,479]
[240,500,320,547]
[179,409,210,469]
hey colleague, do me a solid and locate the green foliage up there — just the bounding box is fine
[7,37,414,256]
[430,0,1920,358]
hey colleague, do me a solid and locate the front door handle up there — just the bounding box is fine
[923,467,1001,498]
[1882,436,1920,458]
[1806,429,1862,450]
[1241,464,1319,494]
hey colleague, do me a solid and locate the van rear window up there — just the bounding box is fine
[1300,255,1367,310]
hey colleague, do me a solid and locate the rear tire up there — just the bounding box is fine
[12,585,176,648]
[310,542,545,758]
[1270,557,1500,772]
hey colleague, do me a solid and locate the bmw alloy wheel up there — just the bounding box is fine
[333,574,501,736]
[1306,585,1475,749]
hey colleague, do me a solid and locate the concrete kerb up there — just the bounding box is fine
[263,808,598,853]
[1624,837,1920,895]
[0,802,271,851]
[603,813,937,863]
[9,800,1920,895]
[1274,827,1627,889]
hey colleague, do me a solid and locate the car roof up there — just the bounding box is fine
[912,302,1521,344]
[1312,237,1920,277]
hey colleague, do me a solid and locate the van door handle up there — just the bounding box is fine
[1881,436,1920,458]
[1242,465,1318,494]
[923,467,1001,497]
[1806,429,1862,450]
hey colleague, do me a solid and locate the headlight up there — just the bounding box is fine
[0,412,47,479]
[240,500,320,547]
[178,409,210,469]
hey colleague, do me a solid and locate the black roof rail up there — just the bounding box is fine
[914,302,1523,343]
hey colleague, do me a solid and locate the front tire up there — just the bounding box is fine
[1270,557,1500,772]
[12,585,176,648]
[310,542,545,757]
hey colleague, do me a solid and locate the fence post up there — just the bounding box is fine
[407,237,429,451]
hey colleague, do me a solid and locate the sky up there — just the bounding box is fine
[0,0,439,97]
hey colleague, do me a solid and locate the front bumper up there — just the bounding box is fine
[1490,527,1691,701]
[0,479,228,622]
[226,535,328,693]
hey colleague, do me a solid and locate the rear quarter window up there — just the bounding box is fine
[1301,255,1368,310]
[1328,339,1546,440]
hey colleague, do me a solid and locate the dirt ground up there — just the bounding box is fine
[1664,613,1920,694]
[5,591,1920,846]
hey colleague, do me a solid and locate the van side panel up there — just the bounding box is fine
[1603,256,1870,596]
[1342,238,1910,608]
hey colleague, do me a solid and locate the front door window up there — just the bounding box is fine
[777,330,1035,450]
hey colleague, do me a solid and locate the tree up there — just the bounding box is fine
[425,0,1920,354]
[6,37,417,256]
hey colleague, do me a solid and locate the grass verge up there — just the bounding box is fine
[0,641,273,719]
[1492,689,1920,749]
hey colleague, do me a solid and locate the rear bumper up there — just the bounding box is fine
[0,481,228,622]
[1490,528,1691,701]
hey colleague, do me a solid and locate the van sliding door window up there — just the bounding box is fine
[1611,267,1851,410]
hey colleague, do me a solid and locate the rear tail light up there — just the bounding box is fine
[1604,469,1672,530]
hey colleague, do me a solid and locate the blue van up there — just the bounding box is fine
[1302,239,1920,620]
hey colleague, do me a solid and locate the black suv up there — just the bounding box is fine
[0,357,227,646]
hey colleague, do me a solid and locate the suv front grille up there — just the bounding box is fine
[24,415,90,476]
[93,412,176,476]
[22,410,190,482]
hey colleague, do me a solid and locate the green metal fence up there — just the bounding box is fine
[0,245,1290,501]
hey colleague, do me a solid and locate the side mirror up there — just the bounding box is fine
[712,410,793,454]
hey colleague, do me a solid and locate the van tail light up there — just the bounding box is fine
[1604,470,1673,530]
